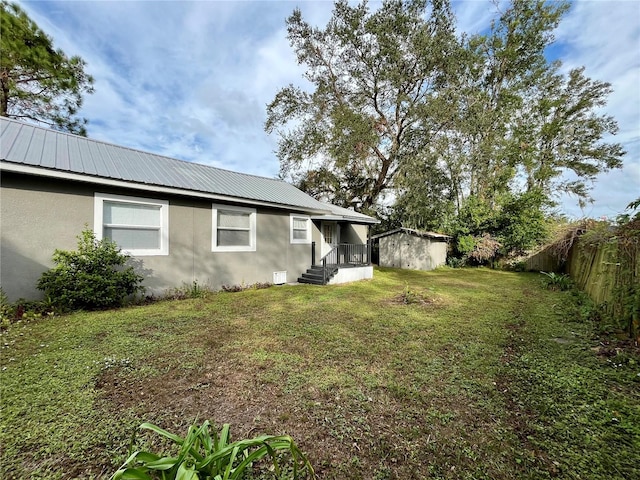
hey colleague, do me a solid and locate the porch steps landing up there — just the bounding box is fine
[298,266,338,285]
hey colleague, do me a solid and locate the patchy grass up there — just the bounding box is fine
[0,267,638,479]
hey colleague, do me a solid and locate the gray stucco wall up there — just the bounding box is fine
[340,223,368,244]
[1,175,92,301]
[0,173,314,301]
[379,232,447,271]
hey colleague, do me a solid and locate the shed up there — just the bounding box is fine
[372,228,450,271]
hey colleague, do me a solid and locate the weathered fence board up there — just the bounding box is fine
[524,227,638,339]
[566,236,639,338]
[525,246,562,272]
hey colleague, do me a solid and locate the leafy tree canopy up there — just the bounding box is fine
[266,0,460,213]
[0,1,94,135]
[267,0,625,255]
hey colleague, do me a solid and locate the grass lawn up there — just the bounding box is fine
[1,267,638,479]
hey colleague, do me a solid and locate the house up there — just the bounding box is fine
[372,228,450,271]
[0,118,378,301]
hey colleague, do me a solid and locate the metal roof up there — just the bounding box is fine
[0,117,333,213]
[312,202,379,224]
[371,227,451,240]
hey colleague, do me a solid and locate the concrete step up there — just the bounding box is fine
[298,265,339,285]
[300,272,324,281]
[306,267,324,274]
[298,275,324,285]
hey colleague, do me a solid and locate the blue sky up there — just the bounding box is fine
[19,0,640,220]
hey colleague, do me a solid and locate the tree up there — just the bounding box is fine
[445,0,621,206]
[396,0,624,254]
[0,1,94,135]
[514,65,624,205]
[268,0,625,256]
[265,0,460,213]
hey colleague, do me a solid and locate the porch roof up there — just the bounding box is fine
[311,202,380,224]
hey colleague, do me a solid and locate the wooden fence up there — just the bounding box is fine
[524,246,562,272]
[524,233,639,339]
[566,237,639,339]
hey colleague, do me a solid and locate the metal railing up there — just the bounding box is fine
[315,243,371,284]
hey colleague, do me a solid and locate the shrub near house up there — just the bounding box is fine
[37,229,143,310]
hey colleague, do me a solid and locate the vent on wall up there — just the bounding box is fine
[273,271,287,285]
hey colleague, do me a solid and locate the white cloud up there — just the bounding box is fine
[453,0,506,35]
[16,0,640,217]
[554,0,640,216]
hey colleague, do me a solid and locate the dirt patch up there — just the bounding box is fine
[591,337,640,367]
[385,289,443,307]
[592,336,639,354]
[96,359,284,430]
[93,352,498,478]
[94,354,348,476]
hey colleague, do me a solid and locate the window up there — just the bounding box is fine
[212,204,256,252]
[94,193,169,256]
[290,214,311,244]
[323,223,335,245]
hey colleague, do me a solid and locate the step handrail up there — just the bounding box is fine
[319,243,370,284]
[321,245,339,284]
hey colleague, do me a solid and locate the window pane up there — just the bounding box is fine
[218,229,250,246]
[218,211,250,228]
[323,225,334,244]
[104,202,160,227]
[293,229,307,240]
[105,227,160,250]
[293,218,307,230]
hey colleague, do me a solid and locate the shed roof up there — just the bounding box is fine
[0,117,334,214]
[371,227,451,240]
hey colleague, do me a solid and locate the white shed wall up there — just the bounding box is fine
[379,232,447,271]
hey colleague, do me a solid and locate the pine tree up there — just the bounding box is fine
[0,1,94,135]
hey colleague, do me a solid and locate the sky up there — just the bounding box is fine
[17,0,640,220]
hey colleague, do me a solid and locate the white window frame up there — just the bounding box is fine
[94,192,169,256]
[212,204,256,252]
[290,214,311,244]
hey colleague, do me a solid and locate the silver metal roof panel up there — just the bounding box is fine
[0,117,336,213]
[312,202,380,224]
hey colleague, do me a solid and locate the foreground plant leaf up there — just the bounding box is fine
[111,421,315,480]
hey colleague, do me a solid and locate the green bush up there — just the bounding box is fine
[446,256,467,268]
[456,235,475,256]
[37,229,143,310]
[0,288,12,328]
[510,260,528,272]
